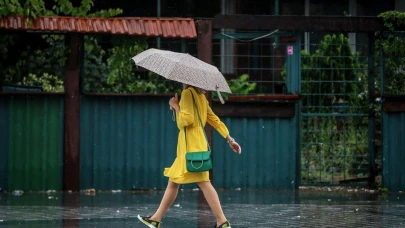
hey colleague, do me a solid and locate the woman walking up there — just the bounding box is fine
[138,85,242,228]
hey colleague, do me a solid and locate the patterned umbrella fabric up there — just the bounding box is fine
[132,48,231,103]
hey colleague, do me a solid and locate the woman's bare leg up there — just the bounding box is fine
[197,181,227,226]
[149,180,179,222]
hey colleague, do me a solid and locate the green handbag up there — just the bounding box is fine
[184,90,212,173]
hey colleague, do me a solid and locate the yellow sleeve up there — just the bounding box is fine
[207,102,229,138]
[177,90,194,127]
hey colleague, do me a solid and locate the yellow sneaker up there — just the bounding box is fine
[216,221,231,228]
[137,215,161,228]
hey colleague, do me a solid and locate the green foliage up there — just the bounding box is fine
[146,72,183,94]
[0,0,47,19]
[378,11,405,32]
[106,37,147,88]
[82,35,109,92]
[0,34,67,85]
[301,34,367,110]
[301,117,369,184]
[82,35,182,94]
[229,74,256,95]
[0,0,122,18]
[213,74,256,100]
[19,73,64,92]
[377,11,405,95]
[0,0,127,93]
[98,36,179,94]
[297,34,369,184]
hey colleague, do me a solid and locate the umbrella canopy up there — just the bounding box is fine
[132,48,232,98]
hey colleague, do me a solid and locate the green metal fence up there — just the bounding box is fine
[380,33,405,191]
[0,95,64,191]
[80,95,178,190]
[300,35,370,185]
[213,116,299,189]
[212,32,297,95]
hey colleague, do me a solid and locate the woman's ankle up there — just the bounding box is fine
[149,215,161,222]
[216,219,228,226]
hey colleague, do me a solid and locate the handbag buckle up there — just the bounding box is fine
[190,160,204,169]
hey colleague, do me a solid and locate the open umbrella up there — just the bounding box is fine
[132,48,231,103]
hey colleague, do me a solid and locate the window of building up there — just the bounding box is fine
[236,0,275,15]
[310,0,349,16]
[357,0,395,16]
[281,0,305,15]
[161,0,220,18]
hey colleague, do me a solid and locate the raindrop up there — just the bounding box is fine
[173,204,181,208]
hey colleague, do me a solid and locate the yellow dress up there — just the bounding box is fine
[164,88,229,184]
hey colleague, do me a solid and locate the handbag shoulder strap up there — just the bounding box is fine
[184,89,211,152]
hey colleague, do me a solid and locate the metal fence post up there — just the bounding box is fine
[368,32,376,187]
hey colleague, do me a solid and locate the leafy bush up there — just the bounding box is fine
[377,11,405,95]
[19,73,64,92]
[213,74,256,100]
[298,34,369,184]
[301,34,368,111]
[0,0,123,91]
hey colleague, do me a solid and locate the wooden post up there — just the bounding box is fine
[63,34,81,191]
[63,192,79,227]
[197,20,214,180]
[196,20,214,228]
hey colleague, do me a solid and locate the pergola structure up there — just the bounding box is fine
[0,15,198,191]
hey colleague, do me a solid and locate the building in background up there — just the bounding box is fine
[122,0,402,93]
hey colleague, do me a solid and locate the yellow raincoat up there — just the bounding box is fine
[164,87,229,184]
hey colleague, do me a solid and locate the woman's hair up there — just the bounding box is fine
[184,84,205,94]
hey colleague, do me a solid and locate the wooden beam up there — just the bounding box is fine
[212,100,297,118]
[63,34,81,191]
[384,101,405,112]
[213,15,388,32]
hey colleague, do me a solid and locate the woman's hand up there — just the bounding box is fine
[169,93,180,112]
[229,141,242,154]
[226,135,242,154]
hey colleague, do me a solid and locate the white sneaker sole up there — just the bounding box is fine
[137,215,157,228]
